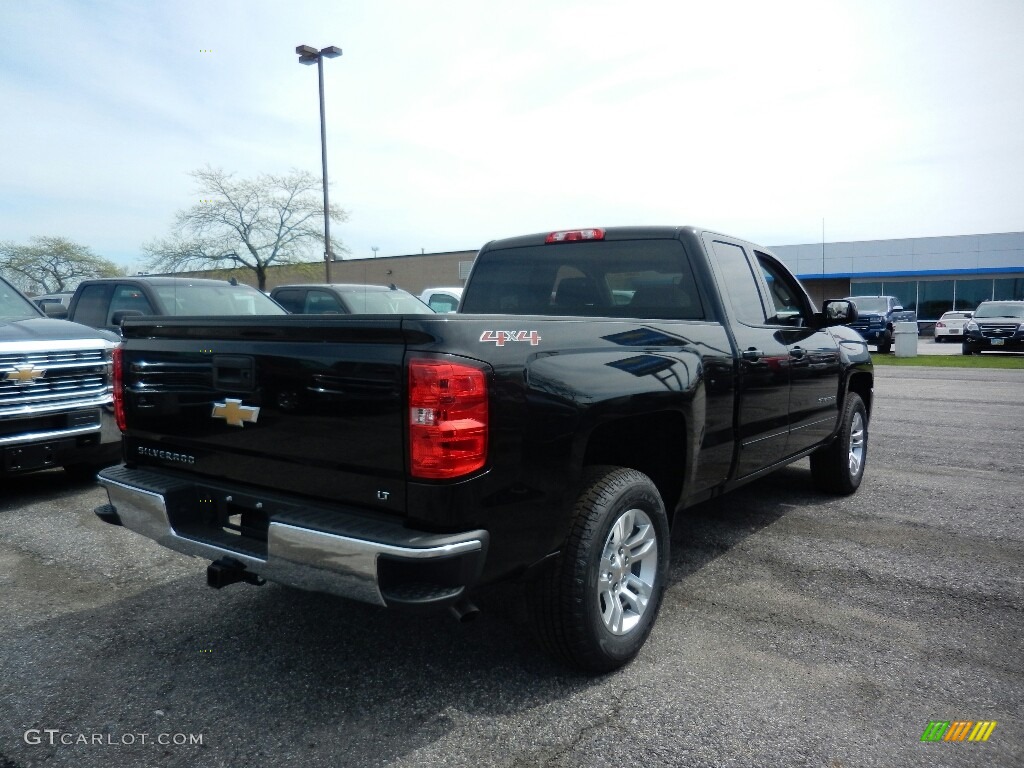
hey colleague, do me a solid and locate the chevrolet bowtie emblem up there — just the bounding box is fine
[211,398,260,427]
[5,365,46,386]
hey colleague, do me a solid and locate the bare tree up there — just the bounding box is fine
[144,167,348,290]
[0,237,124,294]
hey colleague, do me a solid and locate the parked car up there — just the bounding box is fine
[32,291,75,314]
[270,284,434,315]
[933,310,973,342]
[843,296,917,354]
[53,277,286,332]
[419,286,463,313]
[962,301,1024,355]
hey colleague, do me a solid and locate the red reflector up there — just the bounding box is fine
[408,359,488,479]
[545,228,605,243]
[112,346,126,432]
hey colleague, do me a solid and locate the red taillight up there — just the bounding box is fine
[408,359,488,479]
[545,228,605,243]
[112,346,126,432]
[935,321,945,328]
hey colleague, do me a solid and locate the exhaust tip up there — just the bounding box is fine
[449,598,480,624]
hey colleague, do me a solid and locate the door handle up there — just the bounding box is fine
[742,348,763,361]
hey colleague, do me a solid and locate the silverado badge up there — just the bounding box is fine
[5,365,46,385]
[211,398,260,427]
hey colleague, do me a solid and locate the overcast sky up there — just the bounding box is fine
[2,0,1022,272]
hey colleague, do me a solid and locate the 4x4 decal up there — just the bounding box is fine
[479,330,542,347]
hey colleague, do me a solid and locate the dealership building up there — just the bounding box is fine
[772,230,1024,321]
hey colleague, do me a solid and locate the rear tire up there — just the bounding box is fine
[526,466,670,673]
[810,393,868,495]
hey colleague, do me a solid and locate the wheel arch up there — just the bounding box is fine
[846,371,873,421]
[581,410,686,520]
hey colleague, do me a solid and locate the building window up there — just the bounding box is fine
[954,279,993,310]
[883,282,917,313]
[918,280,954,320]
[850,281,883,296]
[994,277,1024,301]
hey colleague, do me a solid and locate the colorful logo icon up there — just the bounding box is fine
[921,721,997,742]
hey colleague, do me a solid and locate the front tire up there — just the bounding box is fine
[810,393,868,495]
[527,466,670,673]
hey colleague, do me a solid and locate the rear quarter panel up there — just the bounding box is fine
[401,314,736,579]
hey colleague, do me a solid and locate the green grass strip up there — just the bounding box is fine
[870,353,1024,368]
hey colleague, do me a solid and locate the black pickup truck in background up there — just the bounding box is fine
[95,226,872,672]
[49,276,286,333]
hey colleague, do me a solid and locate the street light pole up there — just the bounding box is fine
[296,44,342,284]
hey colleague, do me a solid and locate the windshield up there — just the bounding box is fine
[973,302,1024,319]
[848,297,889,314]
[0,278,43,320]
[152,283,286,315]
[339,289,434,314]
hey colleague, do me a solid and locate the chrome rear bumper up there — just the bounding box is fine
[97,466,487,608]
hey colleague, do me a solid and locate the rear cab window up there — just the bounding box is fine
[461,239,707,320]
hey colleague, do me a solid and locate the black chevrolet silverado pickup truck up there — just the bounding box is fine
[95,226,872,671]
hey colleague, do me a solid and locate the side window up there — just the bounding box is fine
[273,289,306,313]
[109,285,155,323]
[304,290,345,314]
[709,240,767,325]
[74,284,112,328]
[755,252,808,326]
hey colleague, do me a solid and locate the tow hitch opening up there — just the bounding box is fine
[207,557,266,589]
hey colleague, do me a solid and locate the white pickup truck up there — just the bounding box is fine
[1,275,119,478]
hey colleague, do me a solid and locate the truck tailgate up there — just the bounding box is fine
[119,317,414,514]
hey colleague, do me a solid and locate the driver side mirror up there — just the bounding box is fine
[820,299,857,326]
[42,303,68,319]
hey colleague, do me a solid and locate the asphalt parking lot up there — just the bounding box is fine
[1,366,1021,768]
